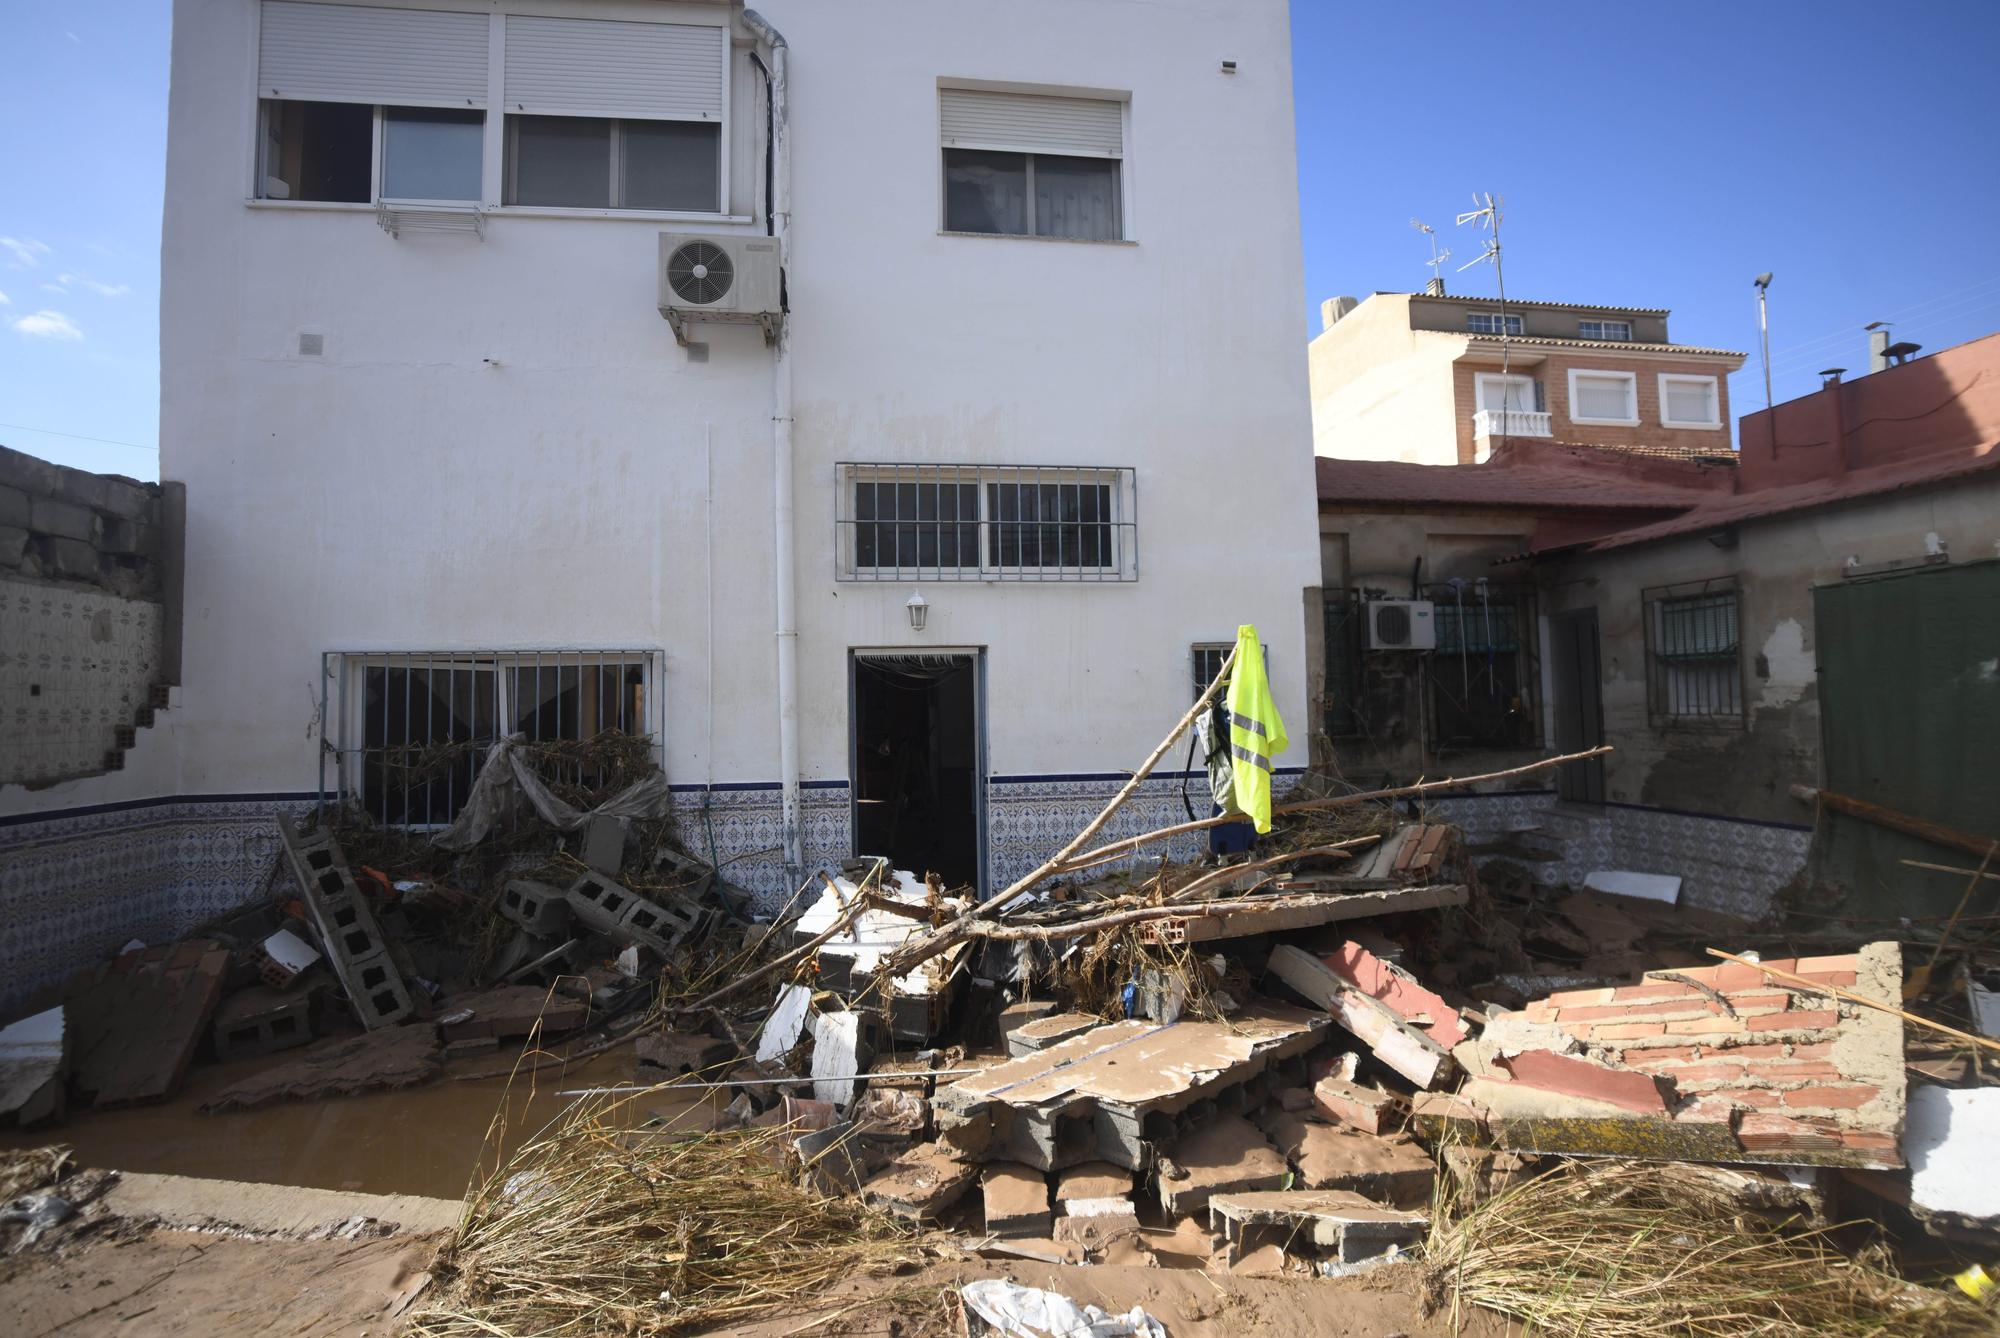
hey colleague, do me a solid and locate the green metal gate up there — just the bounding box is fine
[1811,559,2000,920]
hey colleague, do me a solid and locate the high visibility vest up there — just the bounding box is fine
[1224,624,1287,833]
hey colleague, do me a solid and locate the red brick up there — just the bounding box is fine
[1622,1045,1703,1068]
[1590,1022,1666,1040]
[1659,1063,1747,1084]
[1714,1042,1789,1059]
[1667,1017,1749,1036]
[1611,983,1700,1002]
[1840,1131,1898,1151]
[1553,1000,1715,1023]
[1776,1010,1840,1030]
[1324,943,1469,1047]
[1737,1113,1841,1149]
[1498,1049,1673,1115]
[1541,987,1613,1008]
[1706,1088,1785,1109]
[1311,1077,1401,1134]
[1785,1041,1837,1061]
[1722,992,1794,1016]
[1745,1062,1845,1082]
[1782,1086,1879,1110]
[1794,954,1858,974]
[1797,970,1857,988]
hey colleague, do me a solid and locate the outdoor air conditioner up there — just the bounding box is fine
[657,233,782,344]
[1366,599,1437,651]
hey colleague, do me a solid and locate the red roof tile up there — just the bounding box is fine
[1315,456,1715,512]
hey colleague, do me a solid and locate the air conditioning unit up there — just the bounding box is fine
[657,233,781,344]
[1366,599,1436,651]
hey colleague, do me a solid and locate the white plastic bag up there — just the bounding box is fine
[960,1280,1167,1338]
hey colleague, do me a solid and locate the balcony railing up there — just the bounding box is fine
[1472,408,1553,438]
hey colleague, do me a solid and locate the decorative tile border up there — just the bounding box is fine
[1426,790,1810,920]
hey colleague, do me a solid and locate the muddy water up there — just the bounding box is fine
[0,1048,708,1201]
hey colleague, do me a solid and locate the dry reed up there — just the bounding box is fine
[1422,1161,1993,1337]
[406,1093,927,1336]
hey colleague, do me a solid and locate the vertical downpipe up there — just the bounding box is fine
[744,9,801,882]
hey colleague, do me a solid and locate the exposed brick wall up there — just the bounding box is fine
[1451,352,1737,464]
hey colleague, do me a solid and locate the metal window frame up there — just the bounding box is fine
[1466,312,1524,336]
[835,463,1139,582]
[939,147,1124,241]
[1641,577,1746,730]
[1578,318,1633,341]
[1321,590,1365,739]
[317,648,666,826]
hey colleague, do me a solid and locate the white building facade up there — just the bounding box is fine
[0,0,1319,997]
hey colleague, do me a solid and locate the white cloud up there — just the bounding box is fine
[41,282,68,295]
[0,289,9,306]
[58,273,128,298]
[0,237,52,269]
[12,310,82,340]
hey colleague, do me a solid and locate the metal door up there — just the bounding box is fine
[1549,609,1606,804]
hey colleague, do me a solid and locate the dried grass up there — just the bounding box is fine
[0,1145,72,1202]
[1423,1161,1993,1337]
[406,1092,928,1336]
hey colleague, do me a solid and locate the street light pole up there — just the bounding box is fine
[1754,272,1774,413]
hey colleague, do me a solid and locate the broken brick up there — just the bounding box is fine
[1310,1077,1402,1134]
[1498,1049,1673,1115]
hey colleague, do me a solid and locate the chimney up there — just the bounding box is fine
[1868,326,1891,374]
[1424,276,1446,297]
[1320,295,1359,331]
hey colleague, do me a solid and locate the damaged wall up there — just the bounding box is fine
[0,445,184,788]
[1539,475,2000,827]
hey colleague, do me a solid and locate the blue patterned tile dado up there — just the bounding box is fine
[0,795,313,1009]
[668,783,852,913]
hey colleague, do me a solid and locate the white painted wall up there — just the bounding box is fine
[2,0,1318,827]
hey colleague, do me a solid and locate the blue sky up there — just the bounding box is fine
[5,2,2000,480]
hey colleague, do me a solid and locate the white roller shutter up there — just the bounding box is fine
[940,88,1124,158]
[258,2,489,108]
[503,16,725,120]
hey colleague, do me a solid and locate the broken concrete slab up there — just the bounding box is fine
[200,1024,443,1113]
[754,982,813,1064]
[634,1031,735,1082]
[1056,1161,1133,1203]
[66,941,229,1108]
[1255,1111,1435,1206]
[982,1162,1052,1237]
[935,1003,1327,1172]
[0,1007,66,1127]
[997,1000,1060,1049]
[1004,1011,1100,1057]
[1267,944,1456,1089]
[439,985,586,1041]
[1310,1077,1402,1134]
[859,1143,976,1222]
[1155,1114,1289,1217]
[1208,1189,1427,1266]
[810,1010,864,1110]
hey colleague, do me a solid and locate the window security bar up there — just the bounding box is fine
[317,649,666,826]
[835,463,1139,582]
[1642,578,1744,727]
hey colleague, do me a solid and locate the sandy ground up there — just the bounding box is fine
[1,1228,438,1337]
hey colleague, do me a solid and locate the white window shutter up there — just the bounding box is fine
[940,89,1124,158]
[259,2,489,108]
[503,16,726,120]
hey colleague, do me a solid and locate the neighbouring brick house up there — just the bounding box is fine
[1311,329,2000,923]
[1309,290,1745,465]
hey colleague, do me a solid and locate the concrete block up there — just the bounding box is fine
[29,496,95,542]
[997,999,1060,1049]
[345,952,417,1029]
[1311,1077,1403,1134]
[499,879,573,937]
[212,986,313,1060]
[276,817,413,1030]
[1209,1190,1427,1266]
[94,477,156,521]
[97,516,157,557]
[566,872,711,954]
[1156,1114,1290,1217]
[859,1144,976,1222]
[45,536,102,581]
[0,485,27,528]
[0,445,59,496]
[579,814,626,873]
[982,1162,1052,1237]
[0,525,26,567]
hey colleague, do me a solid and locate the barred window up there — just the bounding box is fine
[837,464,1137,581]
[1644,580,1743,725]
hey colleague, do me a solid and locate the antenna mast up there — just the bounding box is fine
[1457,193,1513,457]
[1410,219,1451,296]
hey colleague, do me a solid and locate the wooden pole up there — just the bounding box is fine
[1705,948,2000,1055]
[1790,784,2000,863]
[969,884,1465,944]
[879,641,1238,976]
[1051,745,1614,875]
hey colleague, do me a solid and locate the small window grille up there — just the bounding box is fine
[1643,580,1743,726]
[836,464,1138,581]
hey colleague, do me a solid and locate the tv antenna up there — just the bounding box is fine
[1411,218,1451,294]
[1456,193,1517,452]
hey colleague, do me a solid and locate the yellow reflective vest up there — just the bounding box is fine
[1224,624,1287,833]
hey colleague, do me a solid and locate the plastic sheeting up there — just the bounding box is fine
[432,735,671,851]
[960,1280,1167,1338]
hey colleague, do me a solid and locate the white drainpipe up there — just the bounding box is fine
[741,8,801,881]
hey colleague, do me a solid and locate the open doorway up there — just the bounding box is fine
[850,652,982,890]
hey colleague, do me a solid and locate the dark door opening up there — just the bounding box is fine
[851,653,981,889]
[1549,609,1606,804]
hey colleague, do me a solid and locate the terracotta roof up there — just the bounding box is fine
[1580,441,1740,463]
[1582,445,2000,552]
[1401,293,1671,316]
[1455,331,1747,360]
[1315,457,1714,512]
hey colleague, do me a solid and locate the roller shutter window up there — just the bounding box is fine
[940,88,1125,241]
[503,16,726,120]
[258,2,490,108]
